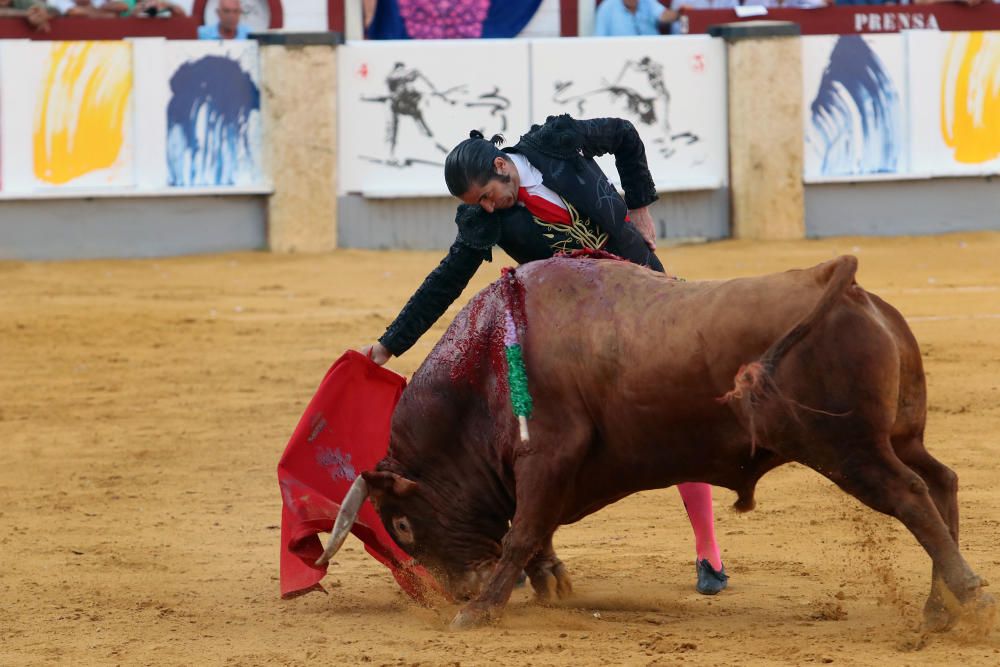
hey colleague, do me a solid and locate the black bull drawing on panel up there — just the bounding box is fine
[318,255,995,631]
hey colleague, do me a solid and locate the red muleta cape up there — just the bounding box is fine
[277,350,441,601]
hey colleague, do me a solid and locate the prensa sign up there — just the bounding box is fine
[854,12,940,33]
[684,5,1000,35]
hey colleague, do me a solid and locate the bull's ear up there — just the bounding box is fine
[361,470,419,498]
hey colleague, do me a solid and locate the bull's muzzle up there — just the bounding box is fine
[315,476,369,567]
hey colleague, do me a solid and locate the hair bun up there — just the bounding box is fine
[469,129,485,140]
[489,133,505,148]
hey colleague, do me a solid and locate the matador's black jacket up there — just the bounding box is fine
[379,114,665,356]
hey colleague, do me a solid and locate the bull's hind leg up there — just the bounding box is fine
[818,439,994,631]
[892,434,959,541]
[526,534,573,602]
[892,433,966,631]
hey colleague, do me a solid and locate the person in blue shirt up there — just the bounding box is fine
[594,0,673,37]
[197,0,250,40]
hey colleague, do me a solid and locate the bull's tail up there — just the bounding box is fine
[720,255,859,454]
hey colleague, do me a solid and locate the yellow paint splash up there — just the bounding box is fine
[940,32,1000,164]
[33,42,132,185]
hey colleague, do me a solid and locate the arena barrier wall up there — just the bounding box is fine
[1,29,998,258]
[800,30,1000,237]
[802,31,1000,181]
[0,37,271,259]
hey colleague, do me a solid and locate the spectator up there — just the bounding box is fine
[594,0,673,36]
[363,0,376,29]
[54,0,133,17]
[131,0,185,16]
[0,0,56,32]
[198,0,250,40]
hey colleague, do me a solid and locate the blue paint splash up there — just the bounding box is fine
[809,36,901,176]
[167,55,261,186]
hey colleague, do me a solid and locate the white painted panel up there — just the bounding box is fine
[801,34,908,183]
[531,35,727,192]
[163,40,264,187]
[0,41,35,193]
[14,41,136,191]
[337,39,531,197]
[908,30,1000,177]
[130,38,170,189]
[0,37,265,198]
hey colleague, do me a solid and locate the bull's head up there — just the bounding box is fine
[315,470,505,600]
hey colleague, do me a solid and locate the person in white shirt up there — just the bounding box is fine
[54,0,129,16]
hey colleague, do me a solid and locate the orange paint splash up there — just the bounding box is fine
[33,42,132,185]
[940,32,1000,165]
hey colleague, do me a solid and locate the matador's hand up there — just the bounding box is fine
[628,206,657,252]
[360,342,392,366]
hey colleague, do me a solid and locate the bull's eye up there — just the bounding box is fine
[392,516,414,545]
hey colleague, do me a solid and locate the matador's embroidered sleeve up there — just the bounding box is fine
[378,207,494,357]
[572,117,658,211]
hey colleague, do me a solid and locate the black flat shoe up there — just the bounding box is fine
[696,559,728,595]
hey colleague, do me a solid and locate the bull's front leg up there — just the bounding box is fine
[450,436,584,630]
[450,504,563,630]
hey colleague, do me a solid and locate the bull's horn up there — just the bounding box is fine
[315,476,369,567]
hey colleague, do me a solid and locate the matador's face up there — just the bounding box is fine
[459,157,520,214]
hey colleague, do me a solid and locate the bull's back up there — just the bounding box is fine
[515,257,862,406]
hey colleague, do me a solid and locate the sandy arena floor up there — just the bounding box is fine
[2,232,999,666]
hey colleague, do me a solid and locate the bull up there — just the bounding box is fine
[319,255,995,631]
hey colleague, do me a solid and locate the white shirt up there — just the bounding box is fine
[508,153,568,213]
[55,0,114,12]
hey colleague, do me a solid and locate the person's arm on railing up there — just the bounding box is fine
[0,0,57,30]
[98,0,130,16]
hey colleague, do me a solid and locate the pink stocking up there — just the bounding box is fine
[677,482,722,570]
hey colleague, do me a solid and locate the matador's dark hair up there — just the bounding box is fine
[444,129,511,197]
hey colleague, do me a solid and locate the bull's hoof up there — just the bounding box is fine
[528,560,573,602]
[923,587,996,634]
[449,602,498,631]
[553,561,574,598]
[961,590,997,635]
[922,598,956,633]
